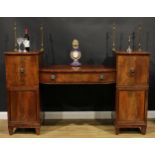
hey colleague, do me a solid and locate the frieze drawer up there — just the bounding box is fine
[39,72,115,84]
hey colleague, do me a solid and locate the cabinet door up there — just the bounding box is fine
[117,55,149,86]
[8,90,39,123]
[5,55,39,87]
[117,90,146,122]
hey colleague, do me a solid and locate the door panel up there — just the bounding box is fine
[9,90,38,122]
[5,55,39,87]
[117,55,149,86]
[118,90,145,122]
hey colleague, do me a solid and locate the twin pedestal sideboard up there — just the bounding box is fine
[4,51,150,135]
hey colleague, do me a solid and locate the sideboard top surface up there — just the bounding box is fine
[116,51,150,55]
[4,51,43,55]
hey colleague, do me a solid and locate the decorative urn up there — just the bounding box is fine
[70,39,81,66]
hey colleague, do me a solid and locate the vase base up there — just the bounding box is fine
[70,61,81,67]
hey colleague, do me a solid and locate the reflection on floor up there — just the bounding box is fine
[0,119,155,138]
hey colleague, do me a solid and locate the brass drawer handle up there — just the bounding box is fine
[19,67,25,74]
[99,74,104,80]
[50,74,56,80]
[129,68,136,77]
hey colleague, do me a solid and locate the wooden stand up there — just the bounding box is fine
[5,51,42,135]
[115,52,150,134]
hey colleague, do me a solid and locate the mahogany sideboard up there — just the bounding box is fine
[5,51,42,135]
[4,51,150,135]
[115,52,150,134]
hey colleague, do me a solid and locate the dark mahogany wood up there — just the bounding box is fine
[39,65,116,84]
[5,51,43,135]
[115,51,150,134]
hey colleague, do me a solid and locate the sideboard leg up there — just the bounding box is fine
[8,127,14,135]
[35,128,40,135]
[141,126,146,135]
[115,127,119,135]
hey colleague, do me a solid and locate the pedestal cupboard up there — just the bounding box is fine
[5,51,42,135]
[115,52,150,134]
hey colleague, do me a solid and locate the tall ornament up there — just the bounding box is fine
[132,32,135,51]
[40,24,44,52]
[137,25,142,51]
[112,23,116,52]
[14,22,17,51]
[126,33,132,53]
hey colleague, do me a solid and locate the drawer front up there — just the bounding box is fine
[39,72,115,84]
[5,55,39,87]
[117,55,149,86]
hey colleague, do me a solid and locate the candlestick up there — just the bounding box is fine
[132,32,135,51]
[112,23,116,52]
[40,24,44,52]
[137,25,142,51]
[14,22,17,51]
[126,33,132,53]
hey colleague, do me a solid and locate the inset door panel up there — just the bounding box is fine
[117,55,149,86]
[117,90,146,122]
[9,90,38,123]
[5,55,39,87]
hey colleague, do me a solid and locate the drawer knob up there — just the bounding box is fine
[50,74,56,80]
[99,74,104,80]
[19,67,25,74]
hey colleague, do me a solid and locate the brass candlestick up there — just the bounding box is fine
[137,25,142,51]
[126,33,132,53]
[40,24,44,52]
[14,22,17,51]
[112,23,116,52]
